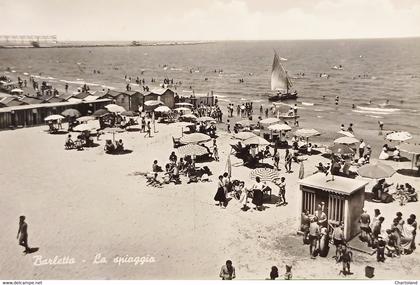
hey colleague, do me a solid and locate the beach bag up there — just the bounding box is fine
[365,266,375,278]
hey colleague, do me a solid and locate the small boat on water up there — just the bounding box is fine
[268,51,298,102]
[331,65,343,70]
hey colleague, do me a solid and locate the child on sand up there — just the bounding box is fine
[284,265,293,280]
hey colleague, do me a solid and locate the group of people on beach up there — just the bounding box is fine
[359,209,418,260]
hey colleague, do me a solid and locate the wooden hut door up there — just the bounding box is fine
[302,190,316,215]
[328,194,344,224]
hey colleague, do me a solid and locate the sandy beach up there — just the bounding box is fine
[0,118,419,280]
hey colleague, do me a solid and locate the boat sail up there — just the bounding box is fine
[271,51,292,92]
[269,51,297,101]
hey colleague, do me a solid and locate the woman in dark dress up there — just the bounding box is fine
[214,175,227,208]
[251,176,264,211]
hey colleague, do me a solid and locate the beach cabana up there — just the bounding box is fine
[299,173,368,241]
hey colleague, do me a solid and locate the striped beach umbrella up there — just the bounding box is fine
[179,133,211,144]
[250,168,280,182]
[177,144,209,157]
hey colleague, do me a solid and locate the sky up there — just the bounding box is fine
[1,0,420,41]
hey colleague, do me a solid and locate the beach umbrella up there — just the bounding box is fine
[399,142,420,169]
[259,117,280,125]
[44,114,64,121]
[243,136,270,146]
[234,132,257,141]
[144,100,163,107]
[357,162,395,179]
[250,168,280,182]
[268,123,292,132]
[175,102,193,107]
[11,88,23,93]
[92,109,110,117]
[105,104,126,113]
[399,143,420,154]
[386,131,412,142]
[121,111,138,117]
[154,106,171,113]
[181,114,197,122]
[179,133,211,144]
[196,116,216,123]
[76,116,95,123]
[61,108,81,118]
[338,130,355,138]
[73,124,98,132]
[174,107,191,112]
[329,144,355,155]
[334,136,359,145]
[103,127,125,142]
[177,144,209,157]
[294,128,320,138]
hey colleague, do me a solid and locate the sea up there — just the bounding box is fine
[1,38,420,137]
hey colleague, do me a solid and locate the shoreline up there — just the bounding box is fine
[0,41,214,49]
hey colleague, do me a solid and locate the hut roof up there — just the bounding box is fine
[299,173,368,196]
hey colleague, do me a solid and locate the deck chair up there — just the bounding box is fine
[172,136,182,148]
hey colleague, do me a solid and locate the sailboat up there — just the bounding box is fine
[268,51,298,101]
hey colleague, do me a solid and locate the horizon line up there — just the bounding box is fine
[54,35,420,42]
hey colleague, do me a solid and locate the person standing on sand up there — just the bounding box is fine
[219,260,236,280]
[308,216,320,258]
[213,139,219,161]
[301,210,310,244]
[17,216,30,253]
[338,244,353,276]
[273,150,280,171]
[359,139,366,158]
[332,222,344,259]
[226,119,231,133]
[214,175,227,208]
[378,121,384,131]
[144,121,151,138]
[275,177,287,206]
[285,149,293,173]
[359,208,372,245]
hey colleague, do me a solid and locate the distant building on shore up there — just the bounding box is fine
[0,99,111,130]
[0,35,57,48]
